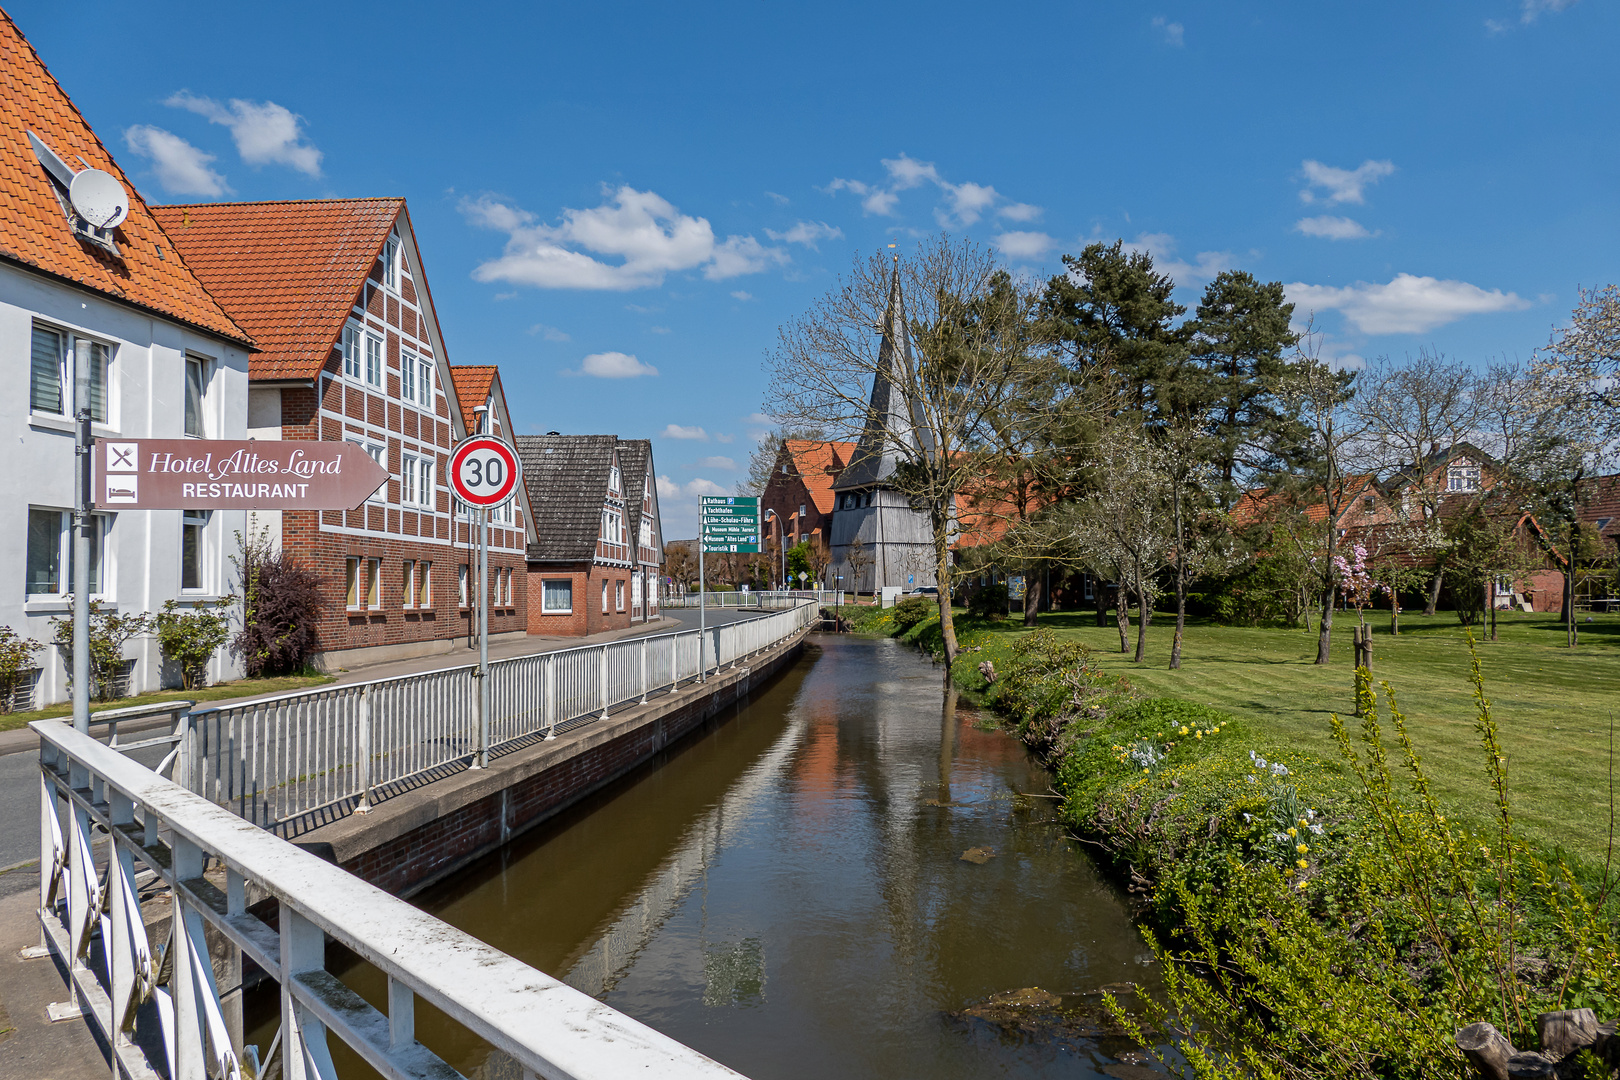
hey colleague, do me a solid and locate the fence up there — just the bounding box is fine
[662,590,842,608]
[176,599,818,831]
[34,719,747,1080]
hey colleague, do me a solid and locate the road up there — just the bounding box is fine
[0,603,790,886]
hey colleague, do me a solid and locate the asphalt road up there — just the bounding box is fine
[0,603,789,881]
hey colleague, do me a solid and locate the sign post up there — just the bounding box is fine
[447,434,520,767]
[698,496,761,681]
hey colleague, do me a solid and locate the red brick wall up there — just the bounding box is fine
[526,562,636,636]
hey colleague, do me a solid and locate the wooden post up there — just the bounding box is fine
[1455,1021,1516,1080]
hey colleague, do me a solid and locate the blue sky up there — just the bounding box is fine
[16,1,1619,537]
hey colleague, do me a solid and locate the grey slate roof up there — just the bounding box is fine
[833,263,935,491]
[517,434,618,562]
[617,438,651,540]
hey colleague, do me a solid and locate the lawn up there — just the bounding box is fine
[0,672,335,734]
[953,609,1620,866]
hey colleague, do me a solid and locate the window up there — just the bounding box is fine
[602,509,623,545]
[615,580,625,611]
[31,326,109,422]
[1447,465,1481,493]
[542,578,572,613]
[182,510,209,591]
[27,510,109,598]
[383,236,399,289]
[342,323,361,379]
[601,580,610,614]
[403,560,416,607]
[502,568,513,607]
[491,498,513,526]
[458,564,469,608]
[365,333,384,387]
[417,561,432,608]
[609,463,621,493]
[344,557,380,609]
[365,557,380,608]
[800,504,806,519]
[639,519,652,548]
[401,453,433,508]
[416,358,434,408]
[401,351,416,402]
[184,355,210,437]
[346,558,360,608]
[347,438,386,502]
[1363,496,1376,513]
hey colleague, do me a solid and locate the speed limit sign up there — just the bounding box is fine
[448,435,520,508]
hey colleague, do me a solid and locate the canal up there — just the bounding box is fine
[331,633,1163,1079]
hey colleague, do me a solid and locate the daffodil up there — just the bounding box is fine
[1297,843,1309,854]
[1179,726,1189,735]
[1296,879,1307,890]
[1286,827,1297,838]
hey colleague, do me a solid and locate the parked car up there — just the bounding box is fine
[907,586,939,596]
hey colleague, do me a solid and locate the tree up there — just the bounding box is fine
[1353,350,1484,615]
[662,541,697,592]
[785,541,813,584]
[843,536,872,597]
[1271,341,1363,664]
[1186,270,1301,502]
[764,236,1051,673]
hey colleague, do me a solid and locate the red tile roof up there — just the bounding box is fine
[152,198,404,381]
[783,439,857,515]
[0,11,250,345]
[449,366,497,433]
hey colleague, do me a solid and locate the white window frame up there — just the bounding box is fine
[416,357,434,409]
[181,509,211,593]
[383,236,400,290]
[1447,465,1481,493]
[601,579,610,614]
[615,580,625,612]
[402,453,433,509]
[608,463,621,493]
[402,559,416,608]
[459,564,469,608]
[365,332,384,388]
[347,437,387,503]
[401,349,416,403]
[184,354,213,437]
[541,578,572,614]
[31,324,113,425]
[26,508,111,601]
[342,323,362,380]
[418,561,432,608]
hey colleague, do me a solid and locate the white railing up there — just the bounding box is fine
[34,720,747,1080]
[662,590,841,608]
[177,600,818,832]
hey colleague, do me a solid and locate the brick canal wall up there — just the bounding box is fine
[302,626,811,898]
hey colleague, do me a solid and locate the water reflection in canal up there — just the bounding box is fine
[391,634,1159,1078]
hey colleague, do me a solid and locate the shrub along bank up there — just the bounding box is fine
[850,607,1620,1079]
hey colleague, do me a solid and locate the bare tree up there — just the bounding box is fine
[763,237,1050,673]
[843,536,872,598]
[1352,350,1483,615]
[737,425,824,497]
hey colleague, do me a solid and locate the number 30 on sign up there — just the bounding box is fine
[448,435,520,508]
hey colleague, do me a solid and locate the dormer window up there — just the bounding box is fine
[1363,496,1376,513]
[1447,465,1481,493]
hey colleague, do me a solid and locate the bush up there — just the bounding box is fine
[51,600,154,701]
[0,625,44,712]
[992,628,1127,755]
[155,598,232,690]
[233,530,322,677]
[890,595,934,632]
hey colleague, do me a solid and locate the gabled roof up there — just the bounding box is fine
[517,434,619,562]
[151,198,404,381]
[448,365,497,432]
[616,438,657,546]
[781,439,857,515]
[0,12,250,345]
[834,264,934,491]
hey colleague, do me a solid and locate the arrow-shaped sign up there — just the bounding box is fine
[94,439,392,510]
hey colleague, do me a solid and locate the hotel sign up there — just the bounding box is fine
[93,439,390,510]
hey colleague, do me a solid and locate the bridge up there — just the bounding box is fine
[19,596,822,1080]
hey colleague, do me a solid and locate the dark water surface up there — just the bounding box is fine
[342,634,1163,1079]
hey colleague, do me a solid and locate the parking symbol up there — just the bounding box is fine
[106,443,138,472]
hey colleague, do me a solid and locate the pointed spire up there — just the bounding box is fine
[834,259,932,491]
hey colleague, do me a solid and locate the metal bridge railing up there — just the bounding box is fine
[34,720,747,1080]
[178,600,819,831]
[662,590,841,608]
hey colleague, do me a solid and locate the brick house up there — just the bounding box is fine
[155,199,532,666]
[759,439,854,586]
[518,434,663,636]
[0,11,257,705]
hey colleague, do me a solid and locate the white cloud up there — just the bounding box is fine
[527,323,571,341]
[825,177,899,216]
[1152,16,1185,45]
[565,351,658,378]
[123,126,230,196]
[730,290,753,301]
[883,153,941,189]
[938,180,999,226]
[689,456,737,470]
[463,187,788,291]
[657,474,728,499]
[1494,0,1580,28]
[648,325,672,334]
[1128,232,1233,285]
[661,424,709,441]
[166,91,322,176]
[765,191,790,205]
[1298,159,1395,205]
[1294,215,1375,240]
[765,220,845,249]
[993,231,1057,260]
[1285,273,1531,334]
[997,202,1043,223]
[716,433,736,443]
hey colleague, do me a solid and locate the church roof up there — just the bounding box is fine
[833,263,934,491]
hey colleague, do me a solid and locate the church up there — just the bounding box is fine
[828,264,939,594]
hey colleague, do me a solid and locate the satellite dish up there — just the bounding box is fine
[68,169,129,230]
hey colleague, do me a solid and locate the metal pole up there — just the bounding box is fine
[476,507,490,768]
[698,540,706,683]
[71,345,91,788]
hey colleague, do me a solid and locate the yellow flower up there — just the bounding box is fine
[1296,858,1308,869]
[1142,767,1150,773]
[1179,726,1189,735]
[1286,827,1297,838]
[1297,843,1309,854]
[1296,879,1308,890]
[1196,731,1203,739]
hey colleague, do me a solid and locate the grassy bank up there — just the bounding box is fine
[0,672,334,733]
[864,605,1620,865]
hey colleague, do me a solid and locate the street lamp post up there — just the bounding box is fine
[764,508,786,591]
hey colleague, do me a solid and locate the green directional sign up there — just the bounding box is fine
[700,495,760,552]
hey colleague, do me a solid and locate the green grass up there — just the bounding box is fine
[945,609,1620,866]
[0,672,335,733]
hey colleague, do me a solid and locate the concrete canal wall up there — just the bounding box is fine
[302,625,813,898]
